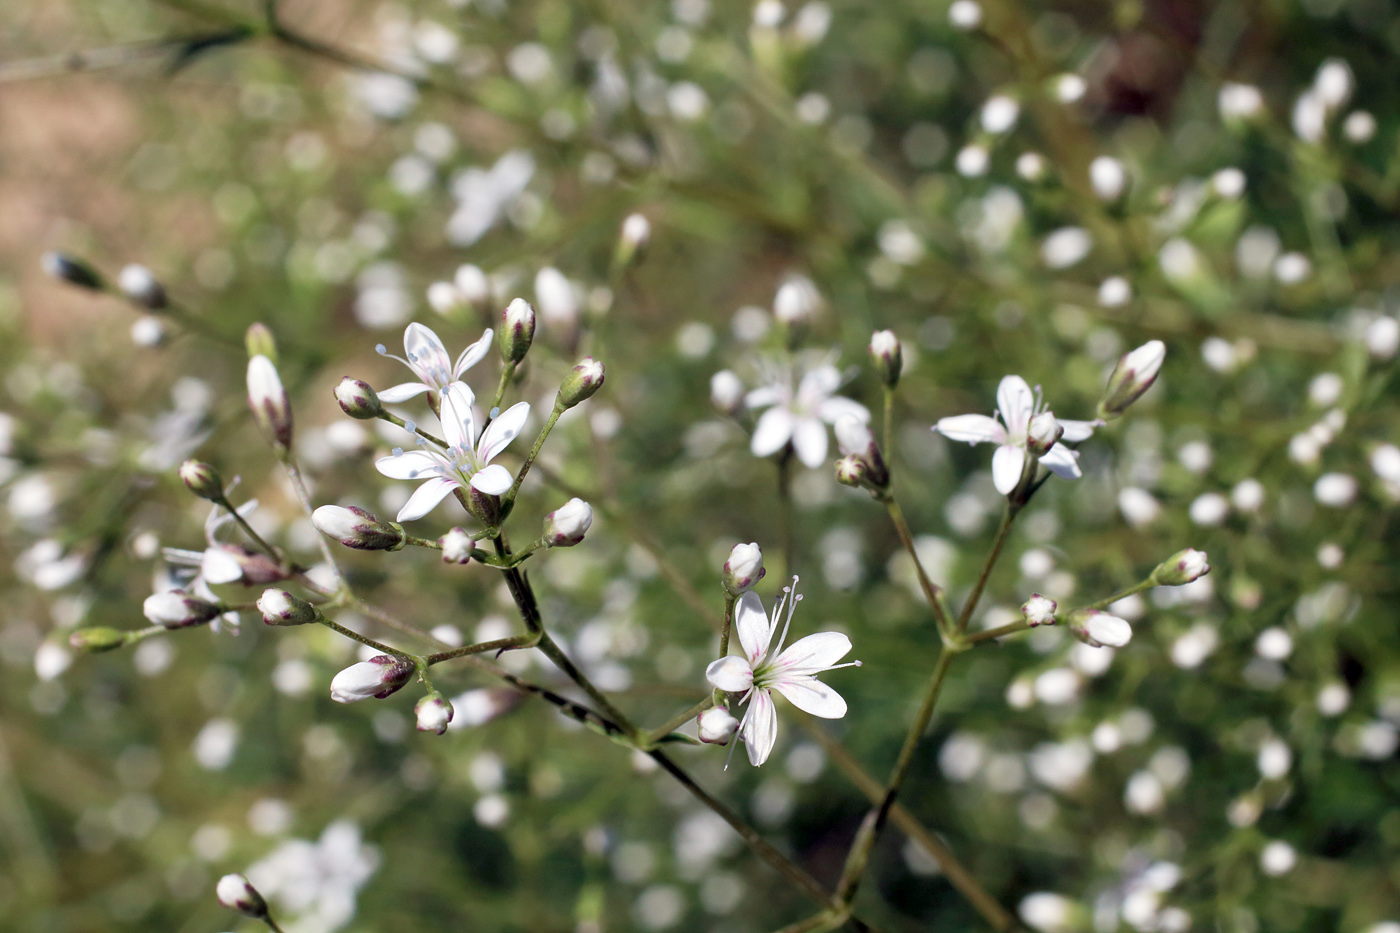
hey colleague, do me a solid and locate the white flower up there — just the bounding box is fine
[374,322,493,404]
[542,498,593,547]
[746,357,870,468]
[934,375,1095,495]
[711,370,745,414]
[329,655,416,703]
[705,578,859,766]
[1021,594,1057,627]
[773,275,821,326]
[415,695,454,734]
[375,384,529,521]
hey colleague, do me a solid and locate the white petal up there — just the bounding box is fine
[375,382,432,403]
[397,476,458,521]
[734,591,773,665]
[935,414,1006,445]
[706,656,754,693]
[453,329,494,377]
[404,323,451,379]
[1039,443,1082,479]
[478,401,530,463]
[772,676,848,719]
[772,631,851,675]
[201,549,244,585]
[991,444,1027,495]
[816,396,870,425]
[1058,419,1097,443]
[750,408,795,458]
[743,690,778,766]
[744,385,783,410]
[468,464,513,496]
[440,383,477,449]
[375,449,444,480]
[796,365,841,406]
[996,375,1034,437]
[791,418,829,468]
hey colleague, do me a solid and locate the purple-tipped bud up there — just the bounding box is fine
[1067,608,1133,648]
[557,358,605,409]
[216,873,268,919]
[440,527,474,564]
[68,627,128,653]
[118,264,167,309]
[722,542,765,595]
[500,298,536,364]
[415,694,455,734]
[312,505,404,551]
[1020,593,1057,627]
[142,590,221,629]
[247,354,293,449]
[1025,411,1063,457]
[543,498,593,548]
[834,415,889,489]
[179,460,224,501]
[835,454,869,488]
[1099,340,1166,419]
[42,251,104,291]
[697,705,739,745]
[257,588,320,626]
[869,330,902,388]
[334,377,382,420]
[329,655,416,703]
[1152,548,1210,586]
[711,370,745,415]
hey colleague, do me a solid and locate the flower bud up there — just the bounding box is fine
[557,358,605,409]
[179,460,224,501]
[216,873,268,919]
[615,213,651,268]
[834,415,890,489]
[312,505,405,551]
[143,590,221,629]
[543,498,593,547]
[330,654,416,703]
[1025,411,1063,457]
[869,330,902,388]
[415,693,455,734]
[1020,593,1057,627]
[117,263,168,309]
[426,281,463,316]
[835,454,868,487]
[1067,608,1133,648]
[440,527,474,564]
[335,377,383,420]
[41,251,104,291]
[1099,340,1166,419]
[257,588,320,626]
[697,705,739,745]
[722,542,765,595]
[244,323,278,365]
[773,275,820,327]
[500,298,536,364]
[247,354,293,450]
[1152,548,1210,586]
[710,370,745,415]
[68,627,128,653]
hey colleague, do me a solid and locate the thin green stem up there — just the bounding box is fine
[219,498,280,562]
[262,916,287,933]
[426,633,539,665]
[486,361,518,424]
[956,503,1020,635]
[883,498,953,634]
[535,631,637,741]
[882,386,894,455]
[644,697,714,746]
[317,617,412,659]
[778,449,795,574]
[124,625,168,645]
[503,404,563,508]
[377,410,447,448]
[1087,577,1155,610]
[718,592,736,657]
[967,618,1033,646]
[282,457,345,594]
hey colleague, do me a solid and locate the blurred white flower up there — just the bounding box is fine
[447,150,535,246]
[745,355,869,468]
[245,820,380,933]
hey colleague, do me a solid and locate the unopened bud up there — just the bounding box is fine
[615,213,651,267]
[247,354,293,449]
[256,588,320,626]
[415,693,455,734]
[1020,593,1057,627]
[834,415,889,489]
[335,378,383,420]
[1025,411,1063,457]
[722,542,765,595]
[1099,340,1166,419]
[329,654,416,703]
[143,590,222,629]
[869,330,902,388]
[440,527,474,564]
[68,627,128,653]
[500,298,536,364]
[557,358,605,409]
[42,251,104,291]
[543,498,593,547]
[1152,548,1210,586]
[312,505,405,550]
[117,264,168,309]
[244,323,278,365]
[216,873,268,919]
[711,370,745,415]
[1067,608,1133,648]
[697,705,739,745]
[179,460,224,501]
[835,454,868,487]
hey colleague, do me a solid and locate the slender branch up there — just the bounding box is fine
[1086,577,1155,611]
[643,696,714,746]
[262,916,287,933]
[503,404,563,507]
[882,497,954,634]
[484,361,518,431]
[426,633,539,665]
[882,387,894,455]
[967,619,1032,646]
[218,499,280,562]
[282,457,345,594]
[718,592,737,657]
[317,617,412,659]
[534,631,637,741]
[955,503,1019,634]
[377,411,447,448]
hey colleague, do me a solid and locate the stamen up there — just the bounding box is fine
[391,447,403,457]
[404,420,417,433]
[771,575,802,657]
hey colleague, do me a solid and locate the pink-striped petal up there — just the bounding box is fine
[397,476,459,521]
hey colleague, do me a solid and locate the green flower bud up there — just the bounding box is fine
[68,627,128,653]
[178,460,224,501]
[557,358,605,410]
[335,378,383,420]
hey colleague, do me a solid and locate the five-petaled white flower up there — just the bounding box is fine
[747,356,870,468]
[705,578,859,767]
[934,375,1096,495]
[376,384,529,521]
[375,322,494,404]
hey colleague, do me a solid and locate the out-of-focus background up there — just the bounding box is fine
[3,1,1400,931]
